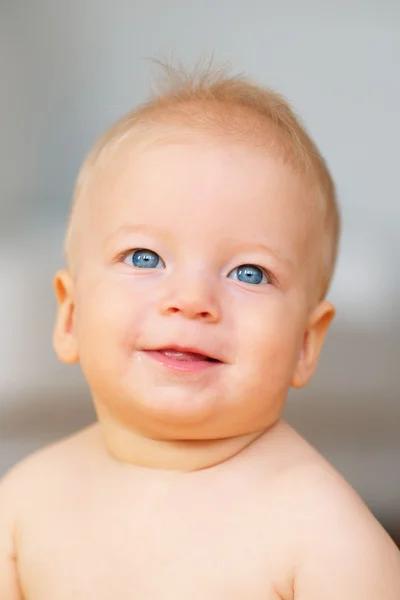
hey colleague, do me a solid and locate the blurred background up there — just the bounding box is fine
[0,1,399,544]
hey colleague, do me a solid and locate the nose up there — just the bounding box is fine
[158,270,221,323]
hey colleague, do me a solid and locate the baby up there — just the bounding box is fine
[1,63,399,599]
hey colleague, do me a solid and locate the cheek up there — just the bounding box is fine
[73,278,148,362]
[235,296,305,378]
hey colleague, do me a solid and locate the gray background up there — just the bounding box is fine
[1,1,399,532]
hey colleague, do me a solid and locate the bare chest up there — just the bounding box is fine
[18,478,289,600]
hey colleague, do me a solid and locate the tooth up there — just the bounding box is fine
[162,350,206,361]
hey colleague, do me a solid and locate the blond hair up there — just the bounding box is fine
[65,60,340,296]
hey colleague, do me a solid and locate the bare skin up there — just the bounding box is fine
[1,138,399,598]
[1,421,400,599]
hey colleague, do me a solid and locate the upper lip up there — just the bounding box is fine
[143,344,224,363]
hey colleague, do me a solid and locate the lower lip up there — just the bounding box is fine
[143,350,221,373]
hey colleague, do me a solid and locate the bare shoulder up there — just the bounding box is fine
[0,425,105,598]
[265,422,400,599]
[0,424,102,508]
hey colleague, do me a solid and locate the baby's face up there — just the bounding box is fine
[61,138,332,440]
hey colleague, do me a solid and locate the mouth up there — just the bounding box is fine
[141,346,223,372]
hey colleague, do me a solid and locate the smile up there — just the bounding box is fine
[141,346,223,373]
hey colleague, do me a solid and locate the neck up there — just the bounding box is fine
[97,417,265,471]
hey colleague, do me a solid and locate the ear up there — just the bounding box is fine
[53,269,79,364]
[291,300,335,389]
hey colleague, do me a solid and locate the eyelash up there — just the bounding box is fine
[116,249,277,286]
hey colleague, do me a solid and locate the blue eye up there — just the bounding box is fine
[124,249,165,269]
[228,264,269,285]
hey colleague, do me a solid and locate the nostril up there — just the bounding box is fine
[161,299,218,321]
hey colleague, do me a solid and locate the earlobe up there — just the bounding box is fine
[291,300,335,389]
[52,269,79,364]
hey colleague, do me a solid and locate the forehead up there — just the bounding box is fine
[94,140,312,225]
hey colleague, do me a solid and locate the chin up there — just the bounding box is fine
[93,384,222,436]
[136,386,221,426]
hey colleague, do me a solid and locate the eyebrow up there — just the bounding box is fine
[104,224,173,247]
[221,238,294,269]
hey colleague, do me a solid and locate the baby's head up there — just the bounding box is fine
[53,63,340,464]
